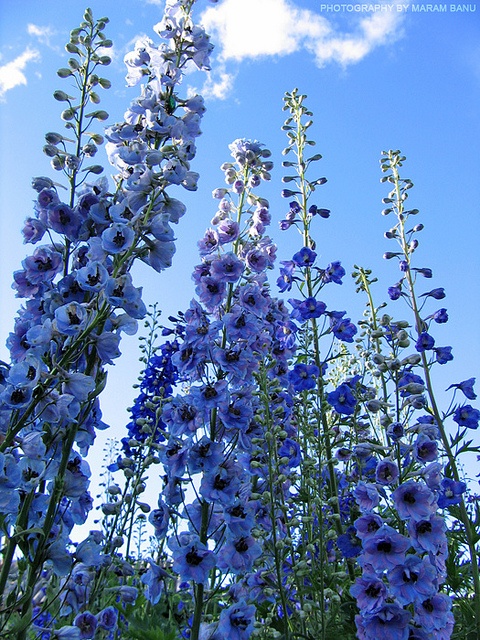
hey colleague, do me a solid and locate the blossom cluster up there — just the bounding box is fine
[0,2,213,637]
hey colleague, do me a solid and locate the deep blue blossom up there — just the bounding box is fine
[327,383,357,415]
[288,363,319,392]
[392,480,437,521]
[453,404,480,429]
[292,246,317,267]
[216,600,255,640]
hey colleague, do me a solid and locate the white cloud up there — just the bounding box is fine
[200,0,409,96]
[0,47,40,101]
[27,24,58,50]
[194,66,236,100]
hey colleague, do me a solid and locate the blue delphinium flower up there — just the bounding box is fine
[288,363,319,392]
[358,603,411,640]
[350,569,387,613]
[292,246,317,267]
[73,611,97,639]
[453,404,480,429]
[327,383,357,415]
[436,477,467,508]
[392,480,437,521]
[447,377,476,400]
[141,558,169,605]
[387,554,437,605]
[169,533,216,585]
[361,524,410,571]
[216,600,256,640]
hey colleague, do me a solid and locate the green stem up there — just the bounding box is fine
[388,152,480,634]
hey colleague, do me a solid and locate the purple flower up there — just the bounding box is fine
[210,253,245,283]
[200,460,244,506]
[388,282,403,300]
[407,515,447,555]
[223,501,255,537]
[327,383,357,415]
[217,219,240,244]
[309,204,330,218]
[388,555,437,605]
[414,593,453,632]
[354,482,380,512]
[278,438,302,468]
[292,246,317,267]
[360,603,411,640]
[169,533,216,584]
[432,308,448,323]
[47,203,82,240]
[375,459,399,485]
[289,296,326,321]
[453,404,480,429]
[277,260,297,292]
[434,346,453,364]
[415,332,435,352]
[337,525,362,558]
[350,571,387,612]
[288,363,319,392]
[321,260,345,284]
[217,600,255,640]
[96,607,118,631]
[141,558,169,604]
[413,435,438,464]
[437,477,466,508]
[330,316,357,342]
[354,513,383,539]
[420,288,446,300]
[101,222,135,253]
[447,377,476,400]
[149,501,170,538]
[392,480,437,521]
[22,245,63,284]
[217,535,262,574]
[196,275,227,310]
[361,524,410,571]
[73,611,97,639]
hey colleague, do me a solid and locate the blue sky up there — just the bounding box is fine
[0,0,479,465]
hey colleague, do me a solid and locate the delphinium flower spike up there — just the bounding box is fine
[0,2,212,636]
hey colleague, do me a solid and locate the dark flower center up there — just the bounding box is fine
[213,475,228,490]
[234,537,249,553]
[403,491,416,504]
[422,599,434,613]
[185,547,203,566]
[203,386,217,400]
[113,231,126,246]
[35,257,53,272]
[11,389,27,404]
[417,521,432,535]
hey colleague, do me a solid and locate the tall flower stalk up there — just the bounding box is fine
[0,2,212,637]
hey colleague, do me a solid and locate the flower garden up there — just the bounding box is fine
[0,2,478,639]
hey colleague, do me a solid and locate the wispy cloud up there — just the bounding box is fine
[27,24,59,51]
[200,0,409,98]
[0,47,40,102]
